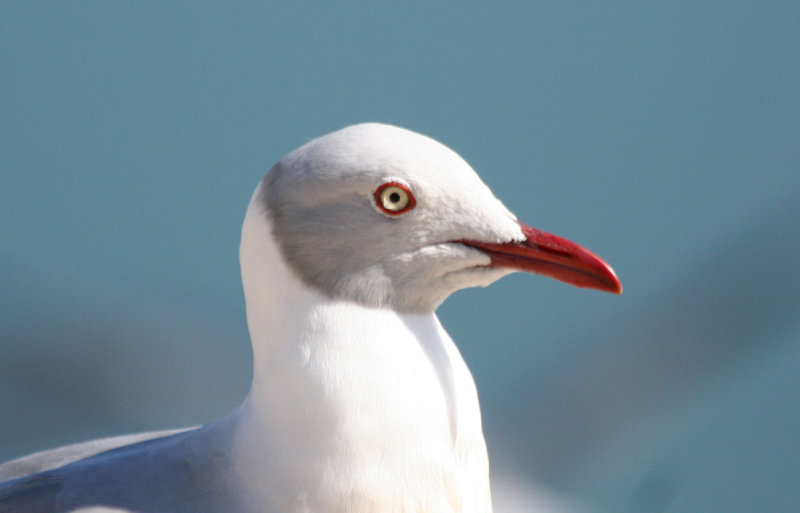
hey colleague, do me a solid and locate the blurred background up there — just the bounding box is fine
[1,2,799,512]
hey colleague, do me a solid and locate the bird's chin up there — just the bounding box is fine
[440,264,517,294]
[408,266,513,312]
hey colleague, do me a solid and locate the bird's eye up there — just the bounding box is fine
[374,182,416,216]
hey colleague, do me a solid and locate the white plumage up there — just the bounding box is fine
[0,123,620,513]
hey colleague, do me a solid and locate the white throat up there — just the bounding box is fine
[229,187,493,512]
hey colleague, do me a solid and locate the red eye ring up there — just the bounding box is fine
[374,182,416,216]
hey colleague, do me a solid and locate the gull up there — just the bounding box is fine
[0,123,621,513]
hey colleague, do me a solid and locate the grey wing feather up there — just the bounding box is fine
[0,470,142,512]
[0,471,62,513]
[0,428,197,513]
[0,428,192,483]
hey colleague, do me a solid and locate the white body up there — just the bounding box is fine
[0,128,500,512]
[231,197,492,512]
[0,122,621,513]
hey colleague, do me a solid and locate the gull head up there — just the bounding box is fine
[244,123,620,314]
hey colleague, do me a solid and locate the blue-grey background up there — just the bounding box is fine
[2,2,799,512]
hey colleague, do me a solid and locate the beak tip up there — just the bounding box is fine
[605,270,623,295]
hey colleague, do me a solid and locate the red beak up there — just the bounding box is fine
[460,223,622,294]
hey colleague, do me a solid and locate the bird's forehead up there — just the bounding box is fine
[273,123,491,199]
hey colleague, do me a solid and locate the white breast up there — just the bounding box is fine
[230,300,492,513]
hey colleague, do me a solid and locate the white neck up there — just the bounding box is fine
[227,191,492,513]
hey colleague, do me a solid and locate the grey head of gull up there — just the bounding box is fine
[0,123,621,513]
